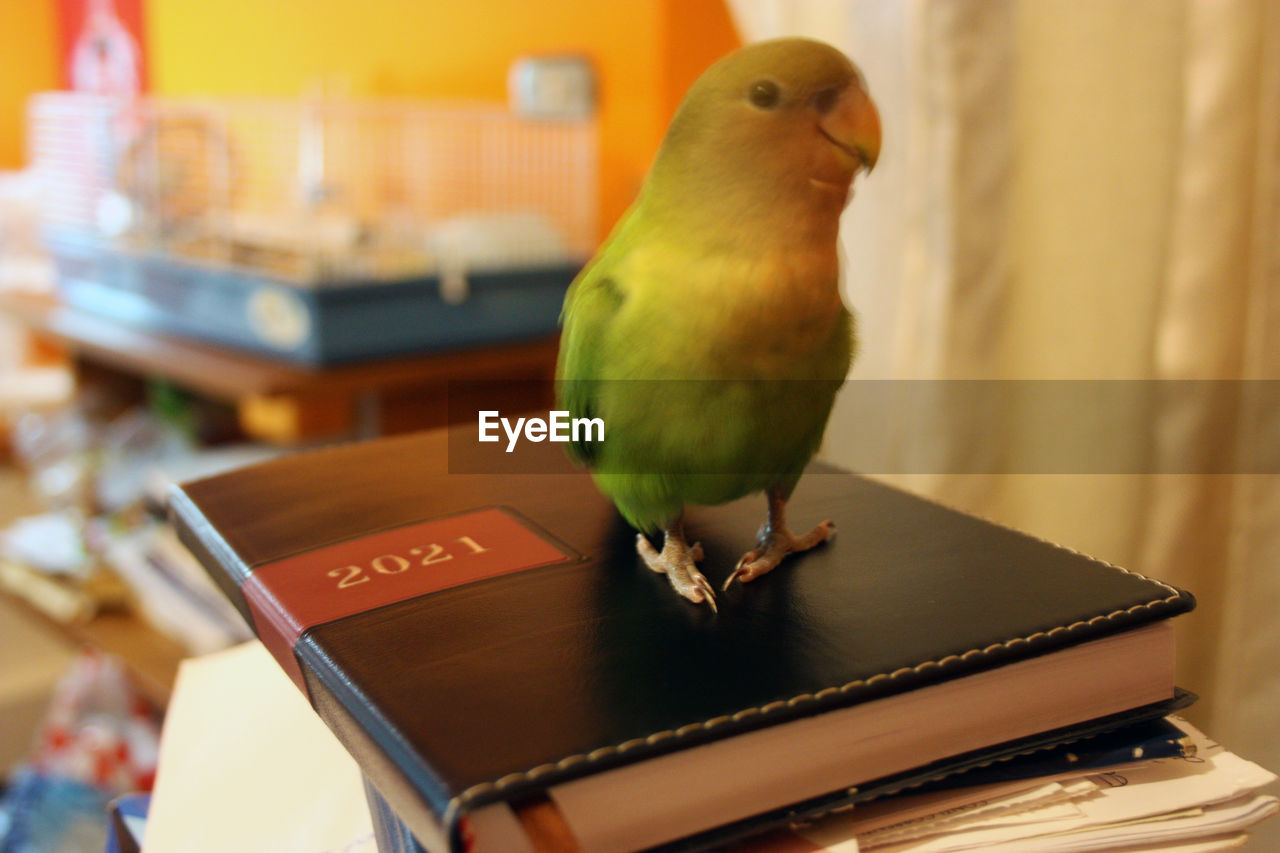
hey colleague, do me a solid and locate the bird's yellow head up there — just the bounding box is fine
[648,37,881,217]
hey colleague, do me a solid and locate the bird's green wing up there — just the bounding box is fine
[556,254,626,467]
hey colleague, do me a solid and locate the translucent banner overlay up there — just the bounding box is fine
[446,380,1279,475]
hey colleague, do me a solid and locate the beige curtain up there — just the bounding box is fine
[729,0,1280,827]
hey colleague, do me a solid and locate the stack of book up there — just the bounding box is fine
[164,428,1277,852]
[744,716,1277,852]
[97,519,251,655]
[140,643,1276,852]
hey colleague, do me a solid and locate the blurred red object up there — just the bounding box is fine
[57,0,148,96]
[31,651,161,793]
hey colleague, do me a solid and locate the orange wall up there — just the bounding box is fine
[144,0,739,234]
[660,0,742,131]
[0,1,59,169]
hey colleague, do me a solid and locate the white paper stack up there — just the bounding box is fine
[779,718,1278,853]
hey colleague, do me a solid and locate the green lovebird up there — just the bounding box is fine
[556,37,881,612]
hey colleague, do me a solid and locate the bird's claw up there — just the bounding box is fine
[669,562,717,613]
[693,572,718,613]
[636,535,717,612]
[722,549,760,591]
[723,520,835,592]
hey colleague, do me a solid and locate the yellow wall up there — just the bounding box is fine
[145,0,740,235]
[0,1,59,169]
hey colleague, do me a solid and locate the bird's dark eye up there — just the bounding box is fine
[812,87,839,114]
[748,79,781,109]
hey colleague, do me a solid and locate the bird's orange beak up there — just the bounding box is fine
[820,83,881,174]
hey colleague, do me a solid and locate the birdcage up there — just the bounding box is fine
[28,92,597,363]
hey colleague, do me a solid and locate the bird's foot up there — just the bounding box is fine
[637,534,717,612]
[723,520,835,591]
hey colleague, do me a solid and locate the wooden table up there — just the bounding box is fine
[0,590,185,709]
[0,290,558,444]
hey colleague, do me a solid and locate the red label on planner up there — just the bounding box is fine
[243,507,573,691]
